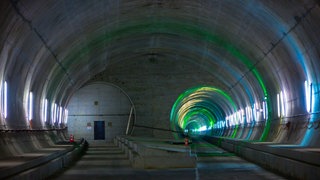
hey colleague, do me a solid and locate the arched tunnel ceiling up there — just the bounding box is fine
[1,0,320,136]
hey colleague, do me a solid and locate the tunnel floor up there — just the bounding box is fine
[49,139,286,180]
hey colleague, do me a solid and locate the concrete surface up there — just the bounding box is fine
[205,136,320,180]
[51,138,285,180]
[0,130,87,179]
[67,82,132,142]
[1,1,320,179]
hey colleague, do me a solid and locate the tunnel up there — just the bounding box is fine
[0,0,320,179]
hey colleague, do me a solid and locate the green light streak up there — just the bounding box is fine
[181,108,215,129]
[63,20,270,140]
[66,21,266,97]
[170,86,238,138]
[66,21,269,99]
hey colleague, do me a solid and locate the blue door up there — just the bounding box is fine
[94,121,105,140]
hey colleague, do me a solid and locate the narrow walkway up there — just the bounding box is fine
[50,140,286,180]
[191,138,285,179]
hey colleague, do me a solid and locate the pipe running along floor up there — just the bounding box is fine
[49,138,286,180]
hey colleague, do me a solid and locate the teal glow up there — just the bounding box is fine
[63,20,270,140]
[170,86,237,138]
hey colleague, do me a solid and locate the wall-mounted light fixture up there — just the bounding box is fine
[4,81,7,119]
[28,92,33,121]
[305,80,312,113]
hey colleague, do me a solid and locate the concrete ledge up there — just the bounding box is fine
[205,136,320,180]
[115,136,196,169]
[2,140,87,179]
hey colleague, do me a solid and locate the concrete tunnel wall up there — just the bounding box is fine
[67,82,133,142]
[0,0,320,153]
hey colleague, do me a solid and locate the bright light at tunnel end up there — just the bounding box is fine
[170,85,237,138]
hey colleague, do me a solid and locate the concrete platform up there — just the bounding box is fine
[50,137,285,180]
[204,136,320,179]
